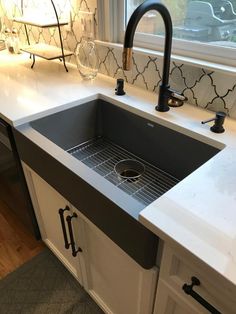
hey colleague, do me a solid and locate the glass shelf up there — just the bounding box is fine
[13,16,68,28]
[21,43,73,60]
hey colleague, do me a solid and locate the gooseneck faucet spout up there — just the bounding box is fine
[123,0,187,112]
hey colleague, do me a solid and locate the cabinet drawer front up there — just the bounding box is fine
[159,246,236,314]
[154,280,201,314]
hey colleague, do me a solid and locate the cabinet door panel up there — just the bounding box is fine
[29,170,82,282]
[78,214,157,314]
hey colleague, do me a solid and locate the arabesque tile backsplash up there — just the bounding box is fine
[1,0,236,119]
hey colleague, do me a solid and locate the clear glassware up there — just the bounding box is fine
[4,28,14,53]
[12,28,20,54]
[75,36,99,80]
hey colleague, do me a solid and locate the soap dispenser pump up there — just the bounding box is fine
[201,112,226,133]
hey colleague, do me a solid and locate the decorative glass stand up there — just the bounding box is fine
[14,0,73,72]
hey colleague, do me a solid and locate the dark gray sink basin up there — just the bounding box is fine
[31,99,220,199]
[14,99,220,269]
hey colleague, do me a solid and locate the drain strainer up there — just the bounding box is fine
[114,159,145,182]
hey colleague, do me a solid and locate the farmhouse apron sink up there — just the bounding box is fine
[14,98,220,269]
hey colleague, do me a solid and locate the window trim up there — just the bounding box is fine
[132,33,236,66]
[98,0,236,68]
[97,0,121,42]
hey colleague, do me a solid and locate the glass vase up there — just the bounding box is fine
[75,37,99,80]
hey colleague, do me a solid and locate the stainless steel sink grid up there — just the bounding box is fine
[67,137,179,206]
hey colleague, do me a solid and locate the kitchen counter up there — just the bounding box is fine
[1,51,236,288]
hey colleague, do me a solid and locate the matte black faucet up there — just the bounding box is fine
[123,0,187,112]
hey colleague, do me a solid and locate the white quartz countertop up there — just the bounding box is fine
[1,51,236,288]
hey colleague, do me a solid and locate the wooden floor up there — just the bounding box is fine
[0,199,44,279]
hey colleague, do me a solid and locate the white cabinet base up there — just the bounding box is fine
[23,163,158,314]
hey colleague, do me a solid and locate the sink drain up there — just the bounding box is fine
[114,159,145,182]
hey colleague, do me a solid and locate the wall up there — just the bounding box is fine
[98,45,236,119]
[1,0,236,119]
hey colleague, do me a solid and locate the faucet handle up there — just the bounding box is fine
[171,92,187,101]
[201,111,226,133]
[168,90,188,107]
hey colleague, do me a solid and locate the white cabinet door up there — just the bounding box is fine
[76,210,158,314]
[24,166,83,284]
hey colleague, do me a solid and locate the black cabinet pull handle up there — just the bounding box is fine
[182,277,221,314]
[66,213,82,257]
[58,206,70,249]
